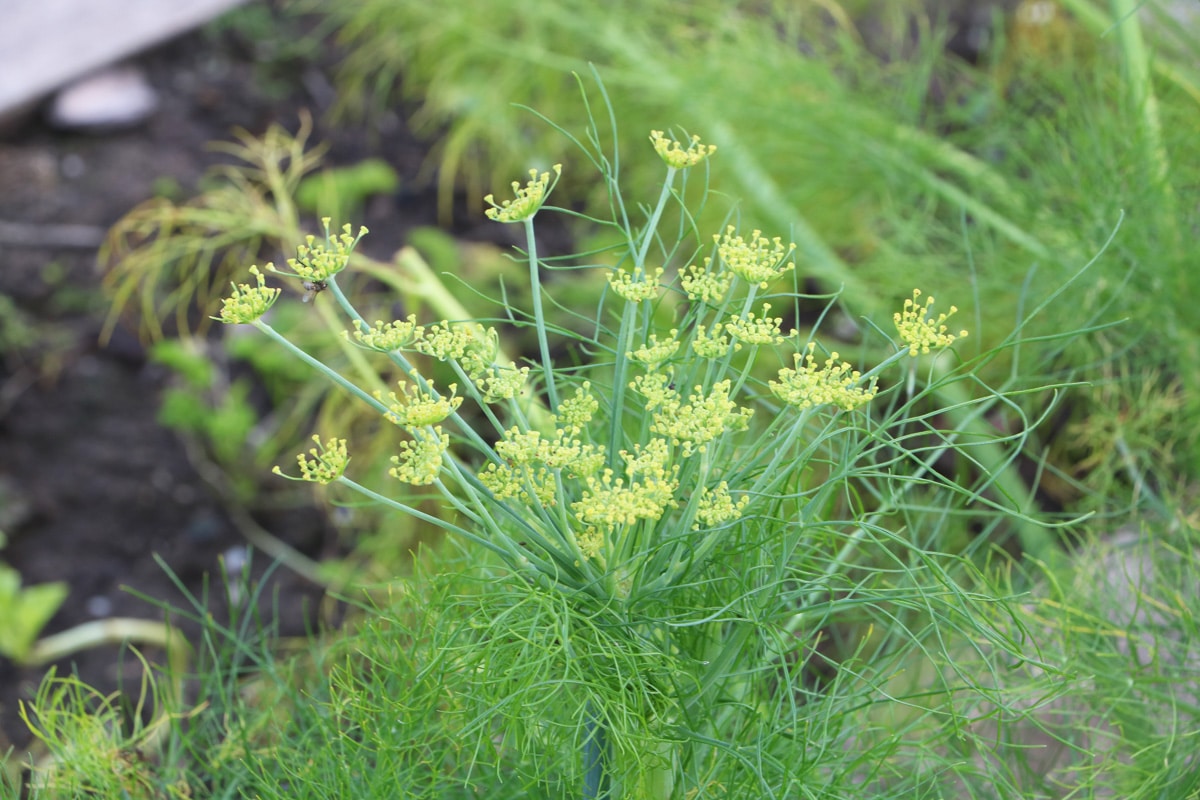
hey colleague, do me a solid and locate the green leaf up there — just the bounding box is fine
[0,564,68,662]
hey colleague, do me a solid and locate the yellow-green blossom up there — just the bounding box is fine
[725,304,788,346]
[681,258,732,305]
[608,266,664,303]
[470,363,530,403]
[692,324,735,358]
[577,526,606,563]
[271,219,367,282]
[694,481,749,529]
[894,289,968,356]
[646,379,754,456]
[572,440,679,529]
[273,434,349,484]
[558,383,599,432]
[649,130,717,169]
[480,460,558,506]
[390,427,447,486]
[353,315,424,351]
[480,420,605,507]
[714,226,796,288]
[629,331,681,368]
[217,265,280,324]
[631,372,675,410]
[484,164,562,223]
[417,322,473,361]
[380,380,462,428]
[770,343,877,411]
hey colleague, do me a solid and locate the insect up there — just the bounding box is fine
[301,279,328,303]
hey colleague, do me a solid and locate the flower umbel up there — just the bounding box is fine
[270,219,368,283]
[649,130,717,169]
[353,316,425,352]
[484,164,563,223]
[273,435,349,484]
[770,343,877,411]
[680,258,732,305]
[217,265,280,324]
[694,481,749,529]
[630,331,681,369]
[380,380,462,428]
[715,227,796,288]
[725,304,788,346]
[641,379,754,456]
[608,266,665,303]
[894,289,969,356]
[390,427,448,486]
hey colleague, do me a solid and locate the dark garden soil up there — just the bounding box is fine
[0,9,450,757]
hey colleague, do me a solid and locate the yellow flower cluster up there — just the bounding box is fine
[390,428,447,486]
[471,364,530,403]
[353,318,527,404]
[635,377,754,457]
[769,343,877,411]
[217,265,280,325]
[715,226,796,288]
[694,481,749,529]
[477,386,602,509]
[725,304,788,346]
[273,221,368,283]
[893,289,968,356]
[629,331,681,369]
[484,164,562,223]
[691,324,734,358]
[380,380,462,428]
[353,315,424,352]
[557,383,599,431]
[680,259,731,305]
[416,322,473,361]
[572,438,679,530]
[649,130,717,169]
[274,434,349,484]
[608,266,665,303]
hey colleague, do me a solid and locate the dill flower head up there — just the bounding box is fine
[642,378,754,456]
[629,331,681,369]
[893,289,969,356]
[484,164,562,223]
[770,343,878,411]
[724,304,788,346]
[271,219,367,283]
[353,315,425,352]
[217,265,280,325]
[714,226,796,288]
[390,428,447,486]
[649,130,717,169]
[692,324,736,358]
[608,266,665,303]
[273,434,349,484]
[380,380,462,428]
[681,258,732,305]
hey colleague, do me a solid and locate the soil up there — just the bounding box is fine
[0,8,443,758]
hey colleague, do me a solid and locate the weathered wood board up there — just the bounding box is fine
[0,0,251,116]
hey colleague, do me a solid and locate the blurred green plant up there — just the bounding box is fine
[295,157,399,224]
[0,533,67,665]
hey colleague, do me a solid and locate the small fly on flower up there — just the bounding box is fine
[301,279,328,303]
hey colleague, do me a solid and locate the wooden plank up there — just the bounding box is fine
[0,0,251,115]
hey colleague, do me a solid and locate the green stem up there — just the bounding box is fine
[251,320,390,417]
[607,171,677,466]
[524,218,559,411]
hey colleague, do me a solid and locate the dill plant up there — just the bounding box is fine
[216,113,1060,797]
